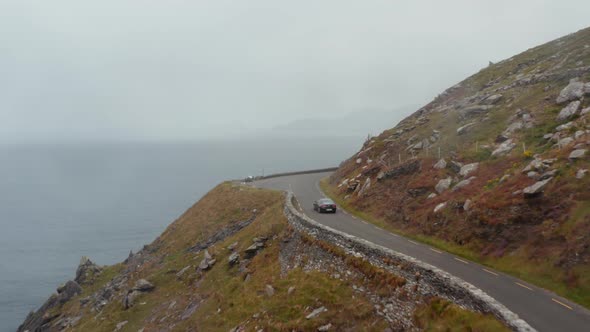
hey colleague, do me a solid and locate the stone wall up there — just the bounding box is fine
[283,191,535,332]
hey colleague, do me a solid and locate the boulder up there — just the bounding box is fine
[433,158,447,170]
[434,202,447,213]
[427,193,437,199]
[460,105,494,118]
[556,79,585,104]
[569,149,587,160]
[265,284,275,297]
[56,281,82,304]
[199,257,212,271]
[114,321,128,332]
[556,121,574,131]
[463,199,472,212]
[459,163,479,177]
[133,279,155,292]
[449,161,463,173]
[318,323,333,331]
[452,177,476,192]
[357,178,371,197]
[539,169,557,181]
[228,252,240,266]
[435,177,452,194]
[495,134,509,143]
[244,244,260,258]
[457,123,475,135]
[557,100,581,121]
[306,306,327,319]
[503,121,523,136]
[75,256,102,285]
[123,290,141,309]
[523,178,552,198]
[522,159,545,173]
[228,242,238,251]
[575,130,586,140]
[492,139,516,157]
[288,286,296,295]
[483,94,503,104]
[577,169,588,179]
[558,136,575,148]
[581,107,590,116]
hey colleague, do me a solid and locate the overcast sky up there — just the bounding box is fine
[1,1,589,143]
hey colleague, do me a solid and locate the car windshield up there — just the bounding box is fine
[318,199,334,204]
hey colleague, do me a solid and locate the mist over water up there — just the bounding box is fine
[0,137,360,331]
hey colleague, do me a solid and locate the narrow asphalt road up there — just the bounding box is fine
[255,171,590,332]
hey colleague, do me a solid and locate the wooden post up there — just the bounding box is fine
[399,153,402,164]
[438,146,441,159]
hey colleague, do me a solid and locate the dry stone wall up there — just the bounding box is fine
[283,191,535,332]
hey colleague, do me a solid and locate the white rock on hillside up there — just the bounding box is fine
[556,79,585,104]
[492,139,516,157]
[569,149,587,160]
[457,123,475,135]
[435,177,452,193]
[433,158,447,169]
[557,100,581,121]
[434,202,447,213]
[523,178,552,198]
[459,163,479,177]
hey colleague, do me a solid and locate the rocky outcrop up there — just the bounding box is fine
[17,280,83,332]
[557,100,581,121]
[556,79,585,104]
[569,149,587,160]
[459,163,479,177]
[492,139,516,157]
[523,178,552,198]
[435,177,452,193]
[123,279,155,309]
[378,159,421,181]
[75,256,102,285]
[189,215,257,252]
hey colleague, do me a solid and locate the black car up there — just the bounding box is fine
[313,198,337,213]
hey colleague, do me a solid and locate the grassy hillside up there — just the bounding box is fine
[325,26,590,308]
[19,182,507,331]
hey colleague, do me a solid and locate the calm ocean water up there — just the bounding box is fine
[0,137,360,331]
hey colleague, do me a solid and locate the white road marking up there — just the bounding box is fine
[408,240,419,245]
[552,298,573,310]
[430,248,443,254]
[483,268,499,276]
[454,257,469,264]
[515,282,533,291]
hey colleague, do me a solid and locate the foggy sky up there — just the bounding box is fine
[1,1,589,143]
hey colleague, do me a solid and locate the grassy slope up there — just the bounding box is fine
[325,26,590,308]
[45,183,508,331]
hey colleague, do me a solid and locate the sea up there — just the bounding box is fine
[0,136,361,331]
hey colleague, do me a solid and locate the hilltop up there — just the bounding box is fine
[324,27,590,308]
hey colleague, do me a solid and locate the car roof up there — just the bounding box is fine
[318,198,334,203]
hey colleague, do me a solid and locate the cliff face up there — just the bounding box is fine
[20,182,507,331]
[326,27,590,307]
